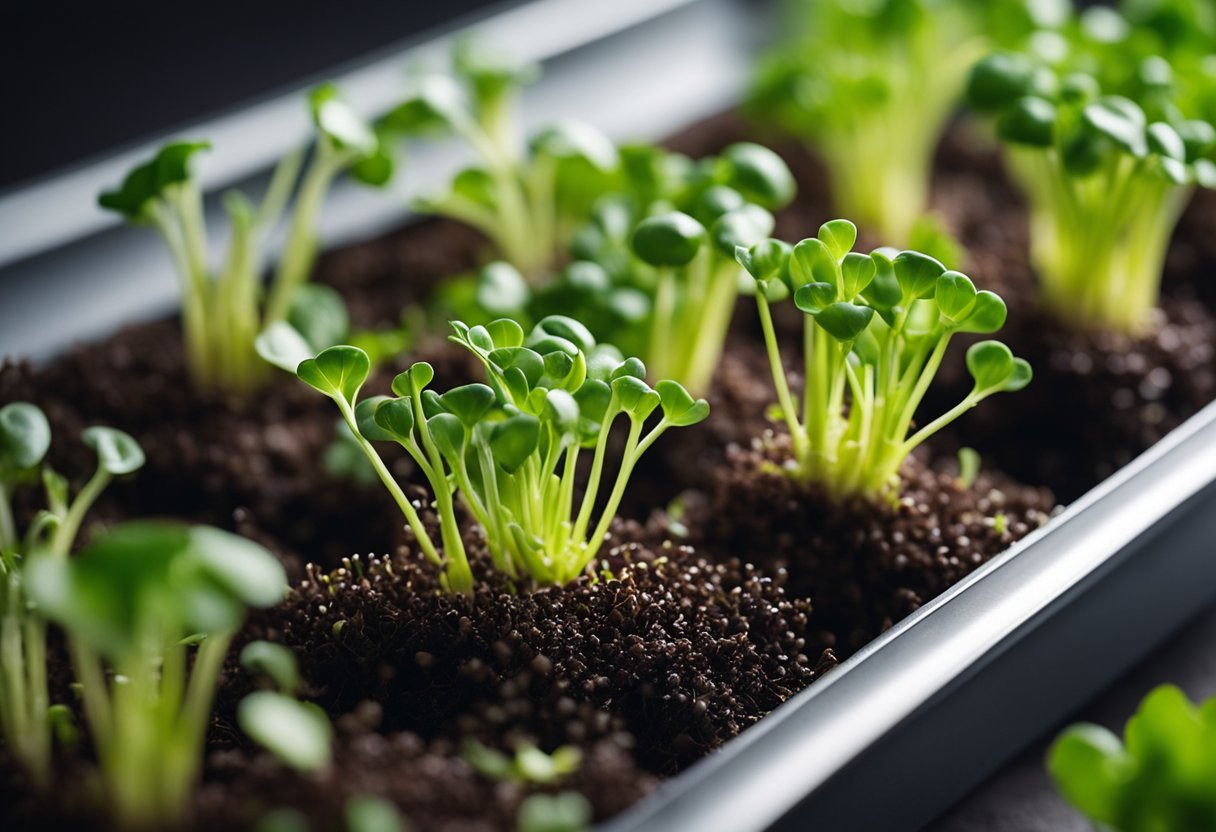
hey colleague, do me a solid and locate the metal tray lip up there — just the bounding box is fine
[601,398,1216,831]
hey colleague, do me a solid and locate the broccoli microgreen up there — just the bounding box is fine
[625,142,795,395]
[747,0,1062,243]
[967,9,1216,333]
[100,84,385,393]
[379,41,617,278]
[0,403,144,787]
[1049,684,1216,830]
[25,522,285,828]
[463,739,582,785]
[274,316,707,591]
[736,220,1030,501]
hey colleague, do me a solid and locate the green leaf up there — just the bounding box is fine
[611,376,660,421]
[543,390,580,436]
[344,796,408,832]
[309,83,376,156]
[288,284,350,352]
[655,380,710,427]
[935,271,978,325]
[373,397,416,443]
[1047,723,1129,824]
[1084,97,1148,158]
[790,237,839,290]
[477,262,530,317]
[0,402,51,474]
[530,120,619,171]
[238,692,332,773]
[190,525,289,609]
[735,239,791,288]
[530,316,596,355]
[630,212,706,267]
[439,384,496,427]
[966,341,1031,394]
[817,219,857,261]
[240,641,300,694]
[814,302,875,342]
[390,362,434,398]
[793,282,837,315]
[98,141,211,220]
[298,346,371,403]
[487,348,545,391]
[354,396,395,442]
[840,252,876,297]
[710,205,774,258]
[862,251,903,312]
[996,96,1057,148]
[718,143,795,209]
[428,413,468,463]
[517,792,592,832]
[611,357,647,382]
[382,76,468,134]
[490,414,540,473]
[1147,122,1186,162]
[967,52,1053,112]
[574,379,613,439]
[695,185,745,223]
[256,321,315,375]
[485,318,526,349]
[893,250,946,300]
[82,427,145,476]
[957,291,1008,334]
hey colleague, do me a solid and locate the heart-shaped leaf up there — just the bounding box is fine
[1084,97,1148,158]
[439,384,496,428]
[298,346,370,403]
[611,357,647,382]
[794,282,837,315]
[488,348,545,392]
[490,414,540,473]
[373,397,416,442]
[790,237,839,289]
[996,96,1057,148]
[840,252,876,297]
[966,341,1020,393]
[710,204,774,258]
[862,251,903,312]
[428,413,468,463]
[485,318,525,349]
[814,302,875,342]
[543,390,580,436]
[818,219,857,261]
[355,396,395,442]
[530,316,595,354]
[957,291,1008,334]
[240,641,301,695]
[83,427,145,476]
[612,376,660,421]
[893,250,946,300]
[718,142,796,209]
[256,321,315,375]
[735,239,791,289]
[655,380,710,427]
[531,119,619,171]
[0,402,51,473]
[238,692,332,773]
[935,271,978,325]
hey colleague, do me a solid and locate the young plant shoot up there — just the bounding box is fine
[379,39,618,278]
[270,316,707,591]
[238,641,333,773]
[627,142,796,395]
[1049,684,1216,831]
[99,84,387,393]
[736,220,1031,502]
[25,522,287,829]
[0,402,144,787]
[967,34,1216,333]
[748,0,1064,244]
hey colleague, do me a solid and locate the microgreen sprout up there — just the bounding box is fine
[736,219,1030,502]
[25,522,286,828]
[748,0,1063,243]
[238,640,332,773]
[463,739,582,785]
[967,17,1216,333]
[268,316,707,591]
[517,792,592,832]
[99,84,386,392]
[379,40,617,278]
[0,403,144,787]
[627,142,795,395]
[1049,684,1216,831]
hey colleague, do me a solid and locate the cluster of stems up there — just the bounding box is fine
[737,220,1030,501]
[288,316,707,592]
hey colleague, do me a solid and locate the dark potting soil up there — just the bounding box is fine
[2,111,1215,830]
[693,443,1056,654]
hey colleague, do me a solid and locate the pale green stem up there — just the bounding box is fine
[756,293,807,461]
[265,146,341,324]
[49,468,111,558]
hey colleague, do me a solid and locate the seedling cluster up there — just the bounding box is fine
[747,0,1062,244]
[737,220,1029,501]
[275,315,707,592]
[100,85,387,393]
[967,2,1216,333]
